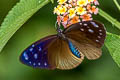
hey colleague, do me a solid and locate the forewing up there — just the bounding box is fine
[48,38,84,70]
[20,35,57,69]
[64,20,106,60]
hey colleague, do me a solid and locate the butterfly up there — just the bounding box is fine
[20,20,106,70]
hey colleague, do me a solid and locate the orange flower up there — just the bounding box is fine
[87,5,98,14]
[92,6,98,14]
[80,14,92,21]
[62,15,69,23]
[87,4,91,10]
[67,16,80,27]
[57,16,62,26]
[54,0,99,28]
[70,16,80,24]
[61,15,69,28]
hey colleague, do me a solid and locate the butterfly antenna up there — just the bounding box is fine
[55,21,58,30]
[55,21,61,30]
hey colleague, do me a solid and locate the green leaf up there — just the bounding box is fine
[113,0,120,12]
[99,8,120,30]
[105,32,120,67]
[0,0,50,52]
[51,0,54,3]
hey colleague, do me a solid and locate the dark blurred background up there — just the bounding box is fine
[0,0,120,80]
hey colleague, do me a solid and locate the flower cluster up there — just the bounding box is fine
[54,0,99,28]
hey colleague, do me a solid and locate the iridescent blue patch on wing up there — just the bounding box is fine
[68,41,81,58]
[20,36,56,69]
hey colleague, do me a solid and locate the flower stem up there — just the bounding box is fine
[98,8,120,30]
[113,0,120,11]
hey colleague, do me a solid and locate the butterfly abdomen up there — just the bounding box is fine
[68,41,81,58]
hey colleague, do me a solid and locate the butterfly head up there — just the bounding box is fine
[57,27,66,40]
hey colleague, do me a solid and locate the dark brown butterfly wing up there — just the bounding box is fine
[48,38,84,69]
[64,20,106,60]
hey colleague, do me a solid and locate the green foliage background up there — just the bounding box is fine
[0,0,120,80]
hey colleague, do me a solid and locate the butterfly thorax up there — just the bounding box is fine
[57,28,66,40]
